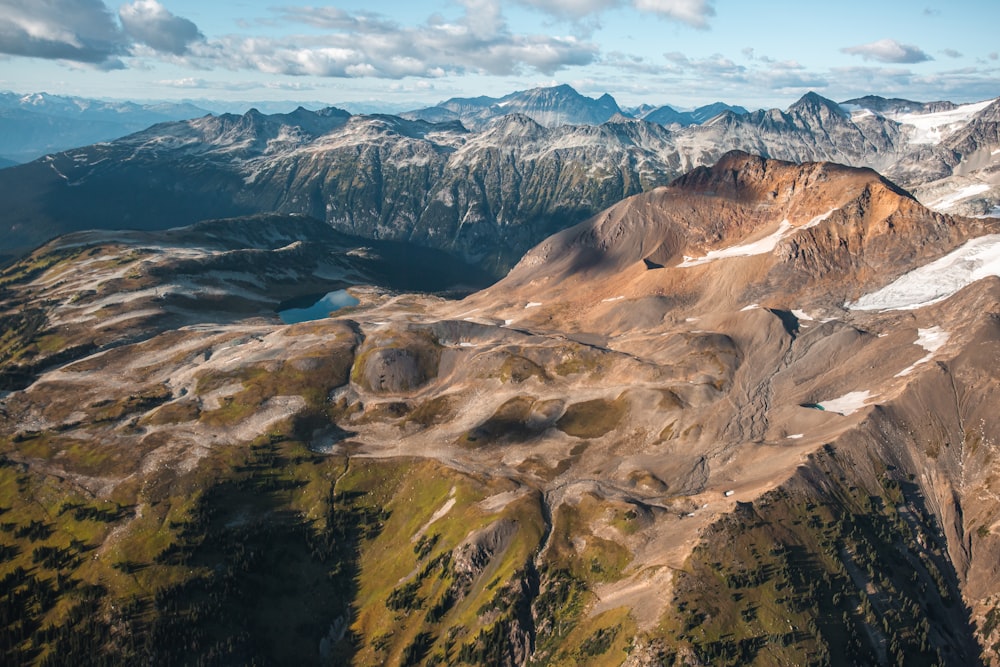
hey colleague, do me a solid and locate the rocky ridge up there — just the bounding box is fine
[2,88,998,272]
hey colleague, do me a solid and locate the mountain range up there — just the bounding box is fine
[399,83,750,129]
[2,150,1000,664]
[1,86,997,273]
[0,92,212,164]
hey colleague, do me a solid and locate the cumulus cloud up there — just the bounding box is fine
[0,0,124,67]
[941,49,962,59]
[119,0,203,55]
[158,77,314,92]
[633,0,715,28]
[841,38,932,64]
[512,0,715,28]
[664,52,746,80]
[513,0,621,19]
[189,2,598,79]
[0,0,202,68]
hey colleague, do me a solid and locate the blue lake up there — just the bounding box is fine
[278,290,360,324]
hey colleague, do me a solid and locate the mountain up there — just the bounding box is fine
[639,101,749,127]
[3,153,1000,663]
[0,92,211,163]
[0,109,680,274]
[843,94,959,115]
[1,89,998,274]
[403,84,624,129]
[639,104,689,126]
[688,101,750,123]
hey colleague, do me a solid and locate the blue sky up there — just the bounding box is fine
[0,0,997,110]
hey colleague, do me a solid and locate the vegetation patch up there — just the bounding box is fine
[197,351,353,426]
[556,394,628,439]
[405,394,458,428]
[658,451,965,666]
[499,354,549,383]
[461,396,538,446]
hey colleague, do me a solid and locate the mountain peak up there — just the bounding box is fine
[671,150,912,203]
[789,92,848,118]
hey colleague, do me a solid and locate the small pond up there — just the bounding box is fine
[278,289,359,324]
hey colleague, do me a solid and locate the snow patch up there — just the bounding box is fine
[895,327,949,377]
[740,304,760,312]
[928,183,990,211]
[787,434,804,440]
[525,302,542,309]
[679,220,792,266]
[413,488,457,541]
[848,234,1000,311]
[791,309,814,321]
[819,390,874,416]
[802,208,837,230]
[601,296,625,303]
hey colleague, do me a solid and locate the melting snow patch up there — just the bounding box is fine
[679,220,792,267]
[525,302,542,308]
[896,327,949,377]
[740,304,760,312]
[819,390,874,416]
[601,296,625,302]
[791,309,814,321]
[787,434,804,440]
[847,234,1000,310]
[503,319,514,326]
[802,208,837,230]
[928,183,991,211]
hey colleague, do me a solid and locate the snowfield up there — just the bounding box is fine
[889,99,996,145]
[928,183,991,211]
[848,234,1000,311]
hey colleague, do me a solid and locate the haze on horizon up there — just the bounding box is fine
[0,0,997,111]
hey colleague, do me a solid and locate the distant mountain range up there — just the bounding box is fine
[1,85,997,273]
[0,92,212,163]
[400,83,748,129]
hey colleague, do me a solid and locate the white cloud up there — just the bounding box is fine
[513,0,622,19]
[632,0,715,28]
[119,0,202,55]
[184,3,598,79]
[0,0,124,67]
[842,38,932,64]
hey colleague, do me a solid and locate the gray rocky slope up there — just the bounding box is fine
[1,90,997,273]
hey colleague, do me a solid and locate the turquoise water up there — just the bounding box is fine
[278,290,359,324]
